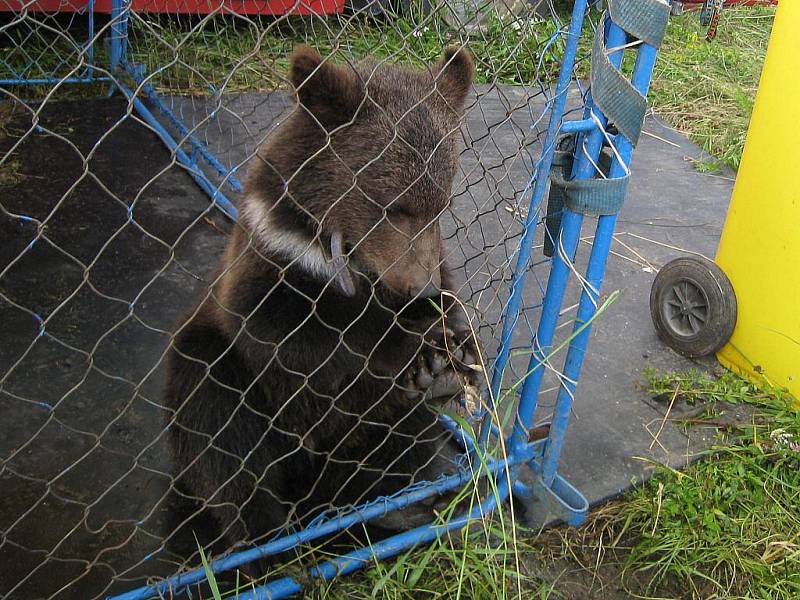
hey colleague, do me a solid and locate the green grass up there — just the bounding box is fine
[191,489,555,599]
[185,369,799,600]
[627,370,799,598]
[549,369,800,600]
[195,528,558,600]
[123,11,571,94]
[1,8,583,95]
[649,6,775,170]
[2,6,774,171]
[122,5,775,173]
[313,527,555,600]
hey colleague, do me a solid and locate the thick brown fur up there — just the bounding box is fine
[164,46,478,571]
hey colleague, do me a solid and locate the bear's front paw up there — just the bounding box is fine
[430,318,484,381]
[442,321,483,384]
[400,353,463,402]
[400,323,485,411]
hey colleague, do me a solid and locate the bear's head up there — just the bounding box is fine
[245,45,474,303]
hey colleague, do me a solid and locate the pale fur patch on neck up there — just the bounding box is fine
[240,194,340,283]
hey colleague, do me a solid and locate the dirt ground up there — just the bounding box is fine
[0,97,236,599]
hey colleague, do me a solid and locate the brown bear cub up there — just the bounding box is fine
[164,45,481,568]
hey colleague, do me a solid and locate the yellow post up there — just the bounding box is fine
[715,1,799,404]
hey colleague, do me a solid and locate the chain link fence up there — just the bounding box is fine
[1,0,668,597]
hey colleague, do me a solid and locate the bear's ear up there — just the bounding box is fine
[289,46,363,130]
[432,46,474,111]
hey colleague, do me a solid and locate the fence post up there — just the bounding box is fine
[485,0,590,448]
[109,0,129,73]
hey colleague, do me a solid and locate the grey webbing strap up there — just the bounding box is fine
[545,134,622,257]
[591,17,646,146]
[609,0,671,48]
[551,164,629,217]
[548,133,625,218]
[543,136,575,257]
[592,0,670,146]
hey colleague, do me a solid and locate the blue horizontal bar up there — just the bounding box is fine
[0,76,113,86]
[559,118,595,134]
[236,459,526,600]
[239,495,505,600]
[107,443,540,600]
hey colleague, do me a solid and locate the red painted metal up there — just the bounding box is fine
[0,0,344,15]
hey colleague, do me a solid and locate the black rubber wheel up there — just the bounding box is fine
[650,256,737,358]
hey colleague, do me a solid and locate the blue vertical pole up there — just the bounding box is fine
[507,21,629,458]
[110,0,128,73]
[483,0,590,447]
[86,0,95,74]
[541,36,662,485]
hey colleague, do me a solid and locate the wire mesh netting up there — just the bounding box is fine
[1,2,98,84]
[0,1,657,598]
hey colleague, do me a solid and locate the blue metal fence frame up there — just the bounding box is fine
[2,1,667,597]
[0,0,116,87]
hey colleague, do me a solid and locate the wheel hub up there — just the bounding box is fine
[663,279,709,338]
